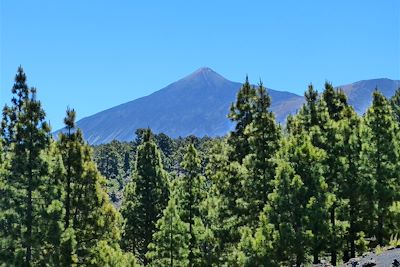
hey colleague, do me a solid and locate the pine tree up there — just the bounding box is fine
[90,241,138,267]
[146,196,190,267]
[243,82,281,226]
[121,128,169,264]
[297,83,349,265]
[300,84,320,130]
[177,143,206,266]
[338,107,365,259]
[320,83,349,265]
[205,140,248,264]
[236,213,278,267]
[391,87,400,124]
[0,125,13,263]
[195,197,218,266]
[94,140,127,202]
[266,134,330,266]
[57,108,123,265]
[228,76,256,163]
[0,66,58,265]
[322,82,348,122]
[360,90,399,246]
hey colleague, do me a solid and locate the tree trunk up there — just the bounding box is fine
[170,216,173,267]
[65,128,72,229]
[26,180,32,266]
[378,211,384,246]
[296,255,302,267]
[349,204,356,259]
[26,132,34,267]
[189,177,193,267]
[313,250,320,264]
[331,205,337,266]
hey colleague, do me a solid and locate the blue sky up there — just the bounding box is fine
[1,1,399,130]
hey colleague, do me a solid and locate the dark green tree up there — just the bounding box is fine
[243,82,281,226]
[297,83,349,265]
[90,241,138,267]
[391,87,400,124]
[58,109,123,265]
[300,84,320,130]
[177,143,206,266]
[228,76,256,163]
[205,140,248,264]
[338,107,365,259]
[320,83,350,265]
[236,213,278,267]
[146,196,189,267]
[94,140,129,203]
[322,82,348,122]
[360,90,399,246]
[266,134,331,266]
[121,128,169,264]
[0,66,63,266]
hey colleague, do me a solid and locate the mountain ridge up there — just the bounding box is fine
[55,68,399,145]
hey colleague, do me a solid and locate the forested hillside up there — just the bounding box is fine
[1,67,400,266]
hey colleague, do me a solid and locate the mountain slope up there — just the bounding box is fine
[57,68,399,145]
[339,78,400,114]
[72,68,303,144]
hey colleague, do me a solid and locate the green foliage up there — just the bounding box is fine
[0,66,62,265]
[236,214,278,267]
[94,140,132,204]
[360,90,399,245]
[178,144,206,222]
[205,141,248,264]
[1,67,400,266]
[228,76,256,162]
[243,82,281,227]
[176,143,206,266]
[391,87,400,124]
[90,241,137,267]
[355,232,369,255]
[295,83,352,265]
[146,196,189,267]
[338,107,366,258]
[322,82,348,122]
[389,233,400,248]
[265,134,331,266]
[58,109,123,265]
[120,129,169,264]
[387,201,400,239]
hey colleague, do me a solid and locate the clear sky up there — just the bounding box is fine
[1,0,399,130]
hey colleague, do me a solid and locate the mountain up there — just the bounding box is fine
[68,68,304,144]
[338,78,400,114]
[56,68,399,145]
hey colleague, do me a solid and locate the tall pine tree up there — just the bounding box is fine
[57,108,123,265]
[338,107,365,259]
[0,66,63,266]
[360,90,399,246]
[146,196,190,267]
[391,87,400,124]
[265,134,330,266]
[205,140,248,264]
[321,82,349,266]
[121,128,169,264]
[243,82,281,227]
[227,76,256,163]
[177,143,206,266]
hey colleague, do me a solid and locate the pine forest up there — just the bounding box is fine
[1,67,400,266]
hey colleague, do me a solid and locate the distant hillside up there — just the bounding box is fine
[55,68,399,145]
[339,78,400,114]
[63,68,303,144]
